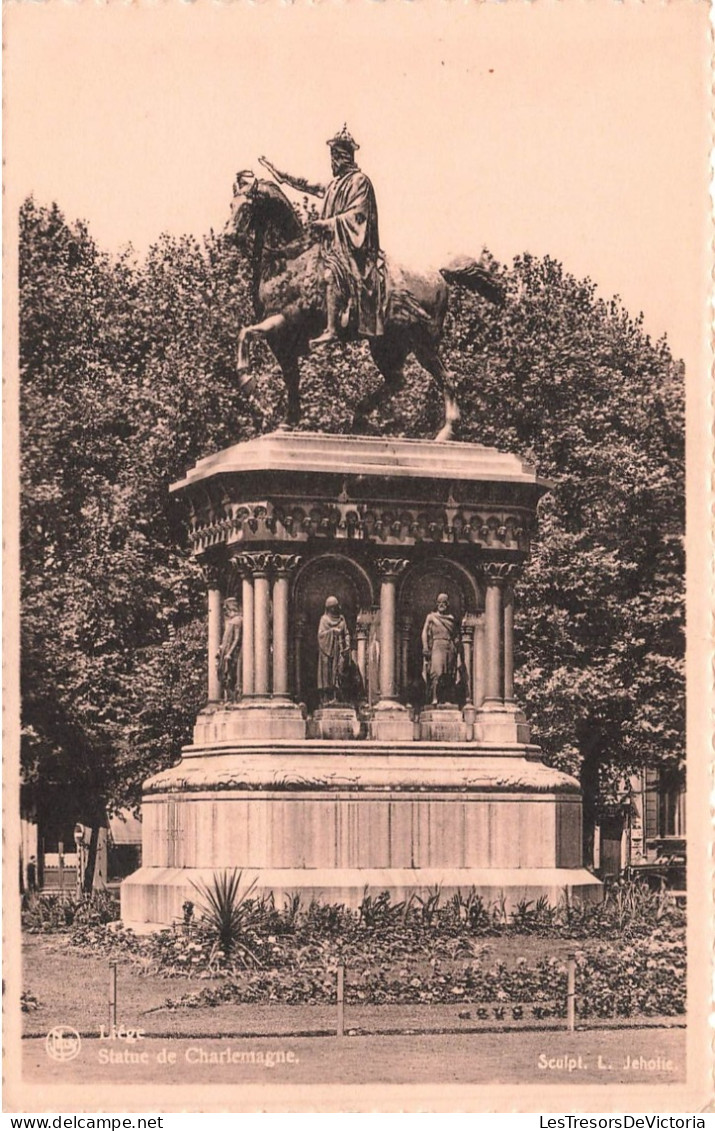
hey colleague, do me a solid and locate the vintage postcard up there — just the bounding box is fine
[3,0,713,1114]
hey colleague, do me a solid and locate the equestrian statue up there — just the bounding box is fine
[228,126,503,442]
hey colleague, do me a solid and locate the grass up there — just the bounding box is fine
[22,933,681,1039]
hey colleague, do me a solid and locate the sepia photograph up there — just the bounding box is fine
[3,0,712,1113]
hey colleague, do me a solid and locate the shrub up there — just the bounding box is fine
[73,891,120,927]
[22,890,120,932]
[22,892,80,931]
[190,869,261,967]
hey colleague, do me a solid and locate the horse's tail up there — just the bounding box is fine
[439,256,505,306]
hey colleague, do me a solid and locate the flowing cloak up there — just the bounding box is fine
[218,613,243,695]
[320,167,385,337]
[421,611,460,682]
[317,612,351,692]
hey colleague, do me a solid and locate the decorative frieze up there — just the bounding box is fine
[188,496,533,554]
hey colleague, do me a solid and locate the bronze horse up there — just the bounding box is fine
[227,174,503,441]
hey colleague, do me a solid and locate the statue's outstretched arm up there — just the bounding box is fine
[259,157,325,197]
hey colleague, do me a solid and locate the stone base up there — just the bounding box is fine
[193,701,306,744]
[475,703,532,745]
[369,703,414,741]
[308,705,363,740]
[120,738,602,929]
[122,865,602,933]
[419,705,468,742]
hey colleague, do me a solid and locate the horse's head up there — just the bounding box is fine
[227,173,303,250]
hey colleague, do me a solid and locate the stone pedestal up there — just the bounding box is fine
[121,431,602,928]
[474,703,532,745]
[193,702,306,745]
[308,705,363,741]
[121,740,599,929]
[369,702,414,741]
[419,706,468,742]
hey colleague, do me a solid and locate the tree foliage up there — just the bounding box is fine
[19,199,684,840]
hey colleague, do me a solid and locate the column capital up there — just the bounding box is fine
[356,610,373,640]
[199,561,224,590]
[237,551,273,578]
[478,561,522,586]
[237,551,302,578]
[231,554,253,580]
[460,614,476,642]
[375,557,410,580]
[272,553,302,577]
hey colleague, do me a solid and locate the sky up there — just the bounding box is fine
[4,1,711,375]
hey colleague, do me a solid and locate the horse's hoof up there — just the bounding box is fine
[434,425,454,442]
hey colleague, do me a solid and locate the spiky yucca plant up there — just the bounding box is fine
[190,870,260,966]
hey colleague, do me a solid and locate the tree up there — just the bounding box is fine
[19,199,265,882]
[444,254,684,861]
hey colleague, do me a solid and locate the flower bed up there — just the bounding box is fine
[141,930,683,1020]
[38,880,684,1021]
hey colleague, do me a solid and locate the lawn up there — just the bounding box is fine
[20,922,687,1091]
[22,933,683,1040]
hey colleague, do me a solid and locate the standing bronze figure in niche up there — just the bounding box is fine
[421,593,463,705]
[317,596,351,704]
[217,597,243,701]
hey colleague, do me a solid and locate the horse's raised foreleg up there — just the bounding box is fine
[237,314,288,394]
[411,340,460,442]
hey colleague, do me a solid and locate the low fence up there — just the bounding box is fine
[105,957,580,1038]
[332,960,576,1036]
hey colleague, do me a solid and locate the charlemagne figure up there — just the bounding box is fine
[317,596,351,703]
[217,597,243,700]
[421,593,463,705]
[260,126,385,346]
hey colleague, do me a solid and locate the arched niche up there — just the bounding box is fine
[293,554,374,712]
[397,559,483,706]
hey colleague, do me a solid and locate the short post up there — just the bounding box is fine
[58,840,64,894]
[336,964,345,1039]
[566,953,576,1032]
[109,963,118,1031]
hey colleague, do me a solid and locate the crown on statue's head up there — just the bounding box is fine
[326,124,359,152]
[234,170,256,194]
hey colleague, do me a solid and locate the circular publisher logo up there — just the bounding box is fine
[45,1026,81,1062]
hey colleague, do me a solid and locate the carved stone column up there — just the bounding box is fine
[460,616,475,707]
[294,612,307,704]
[272,555,301,700]
[473,614,486,708]
[475,562,530,745]
[356,614,370,696]
[481,563,506,705]
[375,558,409,703]
[243,552,272,698]
[371,560,412,740]
[399,617,412,699]
[503,571,521,704]
[234,557,255,698]
[201,563,223,703]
